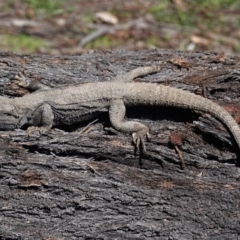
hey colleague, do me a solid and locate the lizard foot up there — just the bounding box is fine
[27,126,48,137]
[13,71,30,88]
[132,128,150,153]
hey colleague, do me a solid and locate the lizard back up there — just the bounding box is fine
[15,82,240,151]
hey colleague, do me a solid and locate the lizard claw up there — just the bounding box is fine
[27,126,48,137]
[132,128,150,153]
[13,71,30,88]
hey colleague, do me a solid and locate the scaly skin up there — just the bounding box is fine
[0,81,240,151]
[0,66,239,159]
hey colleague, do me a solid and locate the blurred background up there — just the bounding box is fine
[0,0,239,55]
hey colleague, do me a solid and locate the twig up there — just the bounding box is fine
[79,17,148,47]
[174,145,185,169]
[79,119,98,134]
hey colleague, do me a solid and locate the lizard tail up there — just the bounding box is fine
[195,97,240,150]
[126,83,240,151]
[157,85,240,151]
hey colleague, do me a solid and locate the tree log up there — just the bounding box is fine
[0,49,239,239]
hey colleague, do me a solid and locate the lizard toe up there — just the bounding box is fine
[27,126,49,137]
[132,128,150,153]
[13,71,30,88]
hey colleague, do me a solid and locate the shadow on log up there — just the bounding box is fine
[0,49,239,239]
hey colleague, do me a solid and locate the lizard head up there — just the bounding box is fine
[0,96,19,130]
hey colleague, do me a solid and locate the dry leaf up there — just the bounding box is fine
[94,12,119,25]
[190,35,209,46]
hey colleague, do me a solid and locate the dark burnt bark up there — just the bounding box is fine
[0,49,240,239]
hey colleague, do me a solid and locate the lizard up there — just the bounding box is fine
[1,65,164,131]
[0,66,240,160]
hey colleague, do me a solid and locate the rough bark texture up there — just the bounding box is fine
[0,49,240,240]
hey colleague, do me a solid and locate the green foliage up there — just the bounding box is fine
[83,14,95,24]
[24,0,63,15]
[146,36,160,48]
[150,0,240,27]
[190,0,239,8]
[2,34,45,53]
[85,35,122,49]
[150,0,240,52]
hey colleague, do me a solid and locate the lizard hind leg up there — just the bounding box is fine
[109,99,150,152]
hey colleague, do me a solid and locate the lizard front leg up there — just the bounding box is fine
[25,102,54,135]
[109,99,150,152]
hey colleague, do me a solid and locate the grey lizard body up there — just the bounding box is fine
[1,66,240,158]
